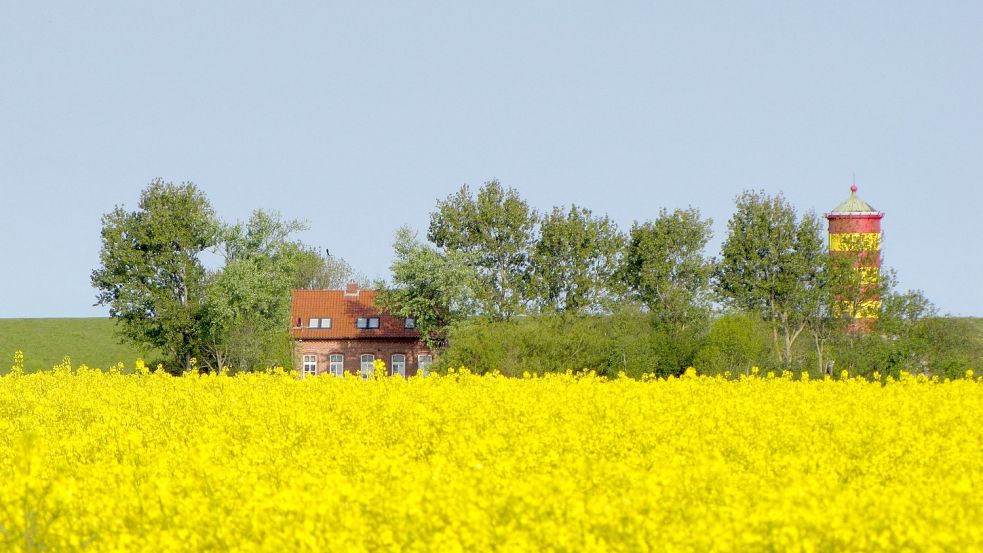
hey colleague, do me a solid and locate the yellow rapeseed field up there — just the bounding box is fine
[1,356,981,551]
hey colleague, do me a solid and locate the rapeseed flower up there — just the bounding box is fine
[0,360,980,550]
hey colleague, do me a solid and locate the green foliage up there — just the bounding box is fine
[694,313,773,375]
[293,251,366,290]
[91,180,220,371]
[428,180,538,320]
[202,210,312,371]
[618,208,713,327]
[0,318,157,374]
[528,205,624,314]
[439,306,700,378]
[599,305,704,377]
[375,226,478,350]
[823,290,982,378]
[715,190,826,367]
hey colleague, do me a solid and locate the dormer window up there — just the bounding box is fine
[356,317,380,329]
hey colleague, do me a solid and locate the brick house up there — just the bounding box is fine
[290,283,433,378]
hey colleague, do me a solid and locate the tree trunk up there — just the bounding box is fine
[813,332,823,376]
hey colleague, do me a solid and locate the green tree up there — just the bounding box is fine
[375,226,478,351]
[427,180,537,320]
[202,210,312,371]
[714,191,826,368]
[877,286,937,337]
[293,250,367,290]
[618,208,713,328]
[91,180,220,371]
[528,205,624,314]
[800,250,866,375]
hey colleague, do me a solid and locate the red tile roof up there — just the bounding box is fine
[290,288,420,340]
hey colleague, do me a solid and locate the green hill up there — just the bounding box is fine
[0,318,157,374]
[965,317,983,342]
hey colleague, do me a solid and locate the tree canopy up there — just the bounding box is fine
[618,208,713,328]
[714,191,826,367]
[428,180,538,320]
[529,205,624,314]
[375,226,478,350]
[92,180,220,372]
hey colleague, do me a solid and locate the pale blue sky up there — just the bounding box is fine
[1,1,981,318]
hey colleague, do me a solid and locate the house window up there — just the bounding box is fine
[357,317,380,329]
[329,354,344,377]
[392,354,406,377]
[320,318,332,329]
[418,354,433,377]
[404,318,416,329]
[360,354,375,379]
[309,318,319,328]
[302,354,317,377]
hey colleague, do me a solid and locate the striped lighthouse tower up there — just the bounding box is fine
[824,185,884,331]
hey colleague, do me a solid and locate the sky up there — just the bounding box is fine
[1,1,981,318]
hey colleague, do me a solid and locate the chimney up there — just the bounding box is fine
[344,281,359,296]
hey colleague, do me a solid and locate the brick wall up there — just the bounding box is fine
[295,338,433,377]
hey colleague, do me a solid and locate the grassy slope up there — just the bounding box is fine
[964,318,983,342]
[0,318,156,374]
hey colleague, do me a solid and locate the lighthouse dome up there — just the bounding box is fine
[830,185,878,214]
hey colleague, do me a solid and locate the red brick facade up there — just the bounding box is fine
[295,339,433,377]
[290,283,434,377]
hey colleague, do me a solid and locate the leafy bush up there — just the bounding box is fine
[827,317,983,379]
[693,313,773,375]
[440,307,702,378]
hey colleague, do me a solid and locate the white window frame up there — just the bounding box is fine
[302,354,317,377]
[329,354,344,377]
[418,354,433,377]
[360,354,375,380]
[308,318,319,329]
[392,354,406,377]
[320,318,332,329]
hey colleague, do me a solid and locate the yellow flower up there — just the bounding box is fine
[10,350,25,376]
[372,358,387,377]
[0,360,979,549]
